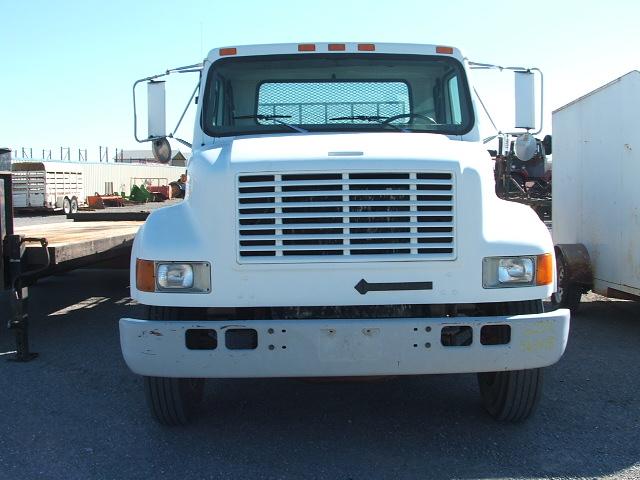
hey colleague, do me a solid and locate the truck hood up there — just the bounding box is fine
[204,132,487,169]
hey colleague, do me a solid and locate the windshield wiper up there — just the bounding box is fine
[234,114,308,133]
[328,115,408,132]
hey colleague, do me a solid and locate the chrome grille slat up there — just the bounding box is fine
[237,172,456,262]
[238,189,451,199]
[238,221,455,230]
[239,178,453,188]
[239,200,453,209]
[239,232,452,241]
[239,211,453,220]
[239,242,454,252]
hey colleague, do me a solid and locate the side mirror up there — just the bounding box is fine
[514,71,536,130]
[147,80,167,139]
[542,134,552,155]
[147,80,171,163]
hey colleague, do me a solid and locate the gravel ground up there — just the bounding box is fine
[1,269,639,480]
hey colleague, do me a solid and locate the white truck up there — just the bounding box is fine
[551,71,640,310]
[120,42,570,425]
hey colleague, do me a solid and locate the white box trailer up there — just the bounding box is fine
[12,162,84,213]
[551,71,640,310]
[12,161,186,213]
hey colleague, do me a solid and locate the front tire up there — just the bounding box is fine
[477,300,544,422]
[144,376,204,426]
[143,306,206,426]
[550,251,582,313]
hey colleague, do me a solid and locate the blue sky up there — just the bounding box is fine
[2,0,638,160]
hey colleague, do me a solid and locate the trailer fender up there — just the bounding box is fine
[554,243,593,288]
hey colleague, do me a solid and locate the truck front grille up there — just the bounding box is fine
[237,172,455,263]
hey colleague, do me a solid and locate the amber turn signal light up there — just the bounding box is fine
[536,253,553,286]
[136,259,156,292]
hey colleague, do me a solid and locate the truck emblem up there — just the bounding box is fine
[354,279,433,295]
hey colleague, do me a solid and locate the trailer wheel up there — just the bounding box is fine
[62,197,72,215]
[70,197,78,214]
[551,252,582,313]
[143,306,206,426]
[477,300,544,422]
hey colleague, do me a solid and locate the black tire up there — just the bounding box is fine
[144,376,204,426]
[143,306,206,426]
[70,197,78,214]
[62,197,72,215]
[477,300,544,422]
[550,251,582,313]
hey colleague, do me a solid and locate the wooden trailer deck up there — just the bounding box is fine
[14,221,142,269]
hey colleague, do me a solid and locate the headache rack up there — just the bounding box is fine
[236,171,456,263]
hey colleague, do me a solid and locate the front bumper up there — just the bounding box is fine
[119,309,570,378]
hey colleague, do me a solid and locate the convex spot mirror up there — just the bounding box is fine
[152,138,172,164]
[515,133,537,162]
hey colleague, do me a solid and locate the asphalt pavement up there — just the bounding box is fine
[1,268,639,480]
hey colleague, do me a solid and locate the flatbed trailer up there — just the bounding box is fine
[4,218,141,360]
[15,220,143,274]
[3,169,147,360]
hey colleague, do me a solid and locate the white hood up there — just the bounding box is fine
[206,132,487,169]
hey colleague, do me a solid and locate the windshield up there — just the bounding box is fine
[202,53,474,137]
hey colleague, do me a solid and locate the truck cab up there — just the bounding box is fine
[120,42,570,425]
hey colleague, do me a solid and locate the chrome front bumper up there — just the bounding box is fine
[119,309,570,378]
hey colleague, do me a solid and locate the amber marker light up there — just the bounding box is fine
[298,44,316,52]
[219,47,237,56]
[357,43,376,51]
[328,43,346,51]
[436,46,454,54]
[136,259,156,292]
[536,253,554,286]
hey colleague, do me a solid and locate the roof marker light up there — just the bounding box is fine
[219,47,237,56]
[298,44,316,52]
[436,46,454,54]
[357,43,376,51]
[328,43,346,51]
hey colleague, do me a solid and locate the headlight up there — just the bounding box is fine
[157,264,194,289]
[483,254,552,288]
[136,259,211,293]
[497,258,533,284]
